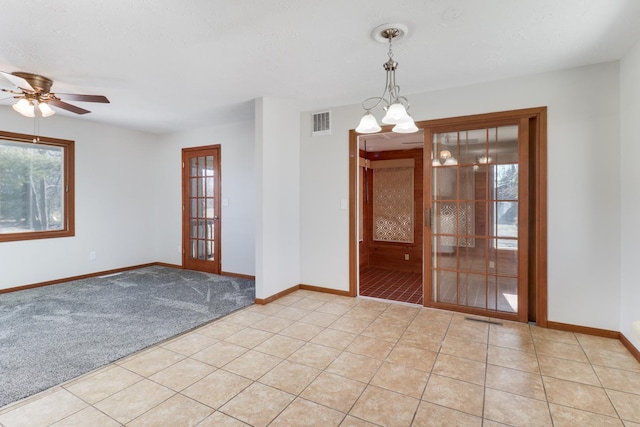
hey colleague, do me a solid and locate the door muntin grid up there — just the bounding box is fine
[431,126,519,313]
[189,155,216,261]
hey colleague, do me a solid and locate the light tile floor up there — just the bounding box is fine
[1,290,639,426]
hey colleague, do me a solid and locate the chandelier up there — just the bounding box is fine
[356,24,418,134]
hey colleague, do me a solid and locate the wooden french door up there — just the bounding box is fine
[182,145,221,274]
[425,119,530,322]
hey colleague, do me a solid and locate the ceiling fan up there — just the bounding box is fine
[0,71,109,117]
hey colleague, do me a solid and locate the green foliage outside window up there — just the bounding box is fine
[0,132,73,242]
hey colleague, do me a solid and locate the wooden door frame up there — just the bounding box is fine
[182,145,222,274]
[349,107,547,325]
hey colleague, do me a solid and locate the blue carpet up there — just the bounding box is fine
[0,266,255,408]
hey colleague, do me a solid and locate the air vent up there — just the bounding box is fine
[312,111,331,136]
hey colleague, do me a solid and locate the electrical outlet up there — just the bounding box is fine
[177,245,182,254]
[489,261,495,269]
[404,253,410,261]
[89,251,96,260]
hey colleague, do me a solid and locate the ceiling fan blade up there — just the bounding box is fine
[0,71,35,92]
[49,99,91,115]
[54,93,110,103]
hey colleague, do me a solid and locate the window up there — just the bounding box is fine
[0,131,74,242]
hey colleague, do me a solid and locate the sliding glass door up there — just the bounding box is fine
[427,121,529,320]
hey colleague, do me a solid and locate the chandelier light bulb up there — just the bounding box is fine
[12,98,35,117]
[392,115,418,133]
[382,102,409,124]
[355,112,382,134]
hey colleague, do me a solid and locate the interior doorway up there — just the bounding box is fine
[357,131,425,305]
[349,107,548,325]
[182,145,221,274]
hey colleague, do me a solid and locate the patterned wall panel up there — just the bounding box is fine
[373,167,414,243]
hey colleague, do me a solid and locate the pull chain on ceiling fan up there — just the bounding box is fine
[0,71,109,117]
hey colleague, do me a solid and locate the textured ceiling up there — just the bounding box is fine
[1,0,639,134]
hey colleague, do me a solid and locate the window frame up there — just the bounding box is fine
[0,130,75,242]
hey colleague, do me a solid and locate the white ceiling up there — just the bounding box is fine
[1,0,639,135]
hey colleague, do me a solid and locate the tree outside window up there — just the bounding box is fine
[0,132,74,242]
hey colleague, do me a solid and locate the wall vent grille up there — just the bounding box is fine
[312,111,331,136]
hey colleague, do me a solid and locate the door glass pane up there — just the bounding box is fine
[205,156,214,176]
[433,133,459,168]
[487,275,498,310]
[496,164,518,200]
[190,158,198,176]
[206,199,214,218]
[498,277,518,312]
[489,125,518,164]
[459,167,474,200]
[434,270,457,304]
[197,177,204,197]
[459,238,486,273]
[496,246,518,276]
[190,178,197,197]
[190,239,197,257]
[433,168,456,200]
[457,202,474,238]
[206,177,214,197]
[431,125,520,315]
[495,202,518,238]
[459,273,488,309]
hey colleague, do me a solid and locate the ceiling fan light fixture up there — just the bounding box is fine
[38,101,55,117]
[2,71,109,117]
[12,98,35,117]
[356,112,382,134]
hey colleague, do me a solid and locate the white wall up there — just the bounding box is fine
[301,62,622,331]
[154,118,256,276]
[300,109,352,292]
[0,61,632,337]
[0,110,158,289]
[255,97,301,299]
[620,39,640,351]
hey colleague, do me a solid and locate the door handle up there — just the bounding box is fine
[425,208,432,228]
